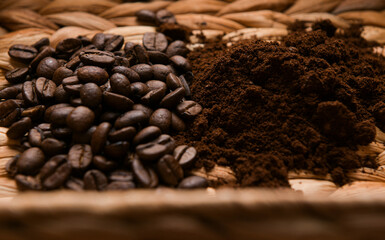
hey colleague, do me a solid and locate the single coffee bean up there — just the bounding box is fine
[136,142,168,162]
[131,156,158,188]
[131,64,153,81]
[133,104,153,119]
[41,138,66,156]
[130,82,149,99]
[84,169,108,191]
[99,111,120,123]
[104,35,124,52]
[52,67,73,85]
[176,100,203,119]
[114,109,148,129]
[39,155,72,190]
[44,103,70,122]
[0,86,19,99]
[178,176,208,189]
[103,91,134,112]
[109,170,134,182]
[108,126,136,143]
[36,57,60,79]
[30,47,55,70]
[56,38,82,56]
[110,73,131,96]
[28,128,44,147]
[166,73,183,90]
[62,75,80,86]
[37,123,52,137]
[152,134,176,154]
[50,106,74,125]
[146,80,167,92]
[0,100,21,127]
[174,145,197,168]
[155,9,177,25]
[104,141,130,159]
[91,122,112,154]
[152,64,172,81]
[77,66,109,85]
[112,66,141,82]
[170,55,192,72]
[149,108,172,133]
[79,49,115,68]
[166,40,189,57]
[15,174,42,191]
[179,75,191,97]
[66,106,95,132]
[133,126,161,146]
[135,9,156,23]
[143,32,168,52]
[133,44,150,64]
[65,177,84,191]
[157,154,183,186]
[65,56,81,70]
[160,87,185,109]
[171,112,186,132]
[51,127,72,140]
[5,155,18,177]
[8,44,38,63]
[7,117,32,139]
[140,88,165,106]
[68,144,92,170]
[93,155,118,172]
[92,33,108,50]
[80,83,102,108]
[5,67,29,84]
[35,77,56,101]
[147,51,169,64]
[72,125,96,144]
[106,181,135,190]
[32,37,49,50]
[16,147,45,175]
[21,105,45,121]
[22,81,39,105]
[54,85,70,103]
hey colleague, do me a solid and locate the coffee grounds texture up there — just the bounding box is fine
[176,21,385,187]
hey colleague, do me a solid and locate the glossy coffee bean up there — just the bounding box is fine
[171,112,186,132]
[52,67,73,85]
[143,32,168,52]
[99,111,120,123]
[93,155,118,172]
[133,126,161,146]
[16,147,45,175]
[0,86,19,99]
[65,56,81,70]
[148,51,169,64]
[80,83,102,108]
[157,154,183,186]
[22,81,39,105]
[166,40,189,57]
[51,127,72,140]
[44,103,70,122]
[176,100,203,119]
[39,155,72,190]
[104,35,124,52]
[28,128,44,147]
[49,106,74,126]
[91,122,112,154]
[141,88,165,106]
[15,174,42,191]
[56,38,82,56]
[166,73,183,90]
[131,64,153,81]
[103,91,134,112]
[30,46,55,70]
[110,73,131,96]
[54,85,70,103]
[36,57,60,79]
[112,66,141,82]
[160,87,185,109]
[32,37,50,50]
[131,156,158,188]
[79,49,115,68]
[136,141,168,162]
[170,55,192,72]
[104,141,130,159]
[84,169,108,191]
[35,77,56,101]
[8,44,37,63]
[155,9,177,25]
[149,108,172,133]
[41,138,66,157]
[114,110,148,129]
[68,144,92,170]
[135,9,156,23]
[66,106,95,132]
[173,145,197,168]
[108,126,136,143]
[7,117,32,139]
[5,67,29,84]
[152,134,176,154]
[0,100,20,127]
[133,44,149,64]
[152,64,172,81]
[130,82,149,99]
[92,33,108,50]
[21,105,45,121]
[77,66,109,85]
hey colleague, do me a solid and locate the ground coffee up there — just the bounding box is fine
[177,21,385,187]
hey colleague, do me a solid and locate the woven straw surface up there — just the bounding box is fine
[1,1,385,237]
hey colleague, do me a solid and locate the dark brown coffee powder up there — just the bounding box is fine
[176,22,385,187]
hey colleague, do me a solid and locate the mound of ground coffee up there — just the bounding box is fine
[177,21,385,187]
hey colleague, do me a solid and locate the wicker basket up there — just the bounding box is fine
[1,0,385,238]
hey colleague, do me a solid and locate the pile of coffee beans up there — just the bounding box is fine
[0,16,207,191]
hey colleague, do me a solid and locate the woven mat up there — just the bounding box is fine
[1,0,385,197]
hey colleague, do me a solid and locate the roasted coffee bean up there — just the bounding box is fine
[30,46,55,70]
[37,123,52,134]
[52,67,73,85]
[143,32,168,52]
[166,40,189,57]
[104,141,130,159]
[160,87,185,109]
[56,38,82,56]
[72,125,96,144]
[149,108,172,133]
[110,73,131,96]
[103,91,134,112]
[141,88,165,106]
[166,73,183,90]
[157,154,183,186]
[155,9,177,25]
[66,106,95,132]
[84,169,108,191]
[171,112,186,132]
[32,37,50,50]
[22,81,39,105]
[170,55,192,72]
[153,134,176,154]
[174,145,197,168]
[112,66,141,82]
[146,80,167,92]
[41,138,66,156]
[21,105,45,121]
[54,85,70,103]
[135,9,156,23]
[5,67,29,84]
[28,128,44,147]
[115,109,148,129]
[108,126,136,143]
[44,103,70,122]
[92,33,108,50]
[131,156,158,188]
[71,97,84,107]
[7,117,32,139]
[133,44,149,64]
[68,144,92,170]
[80,83,102,108]
[39,155,72,190]
[148,51,169,64]
[0,86,19,99]
[0,100,20,127]
[77,66,109,85]
[99,111,120,123]
[133,126,161,146]
[152,64,172,81]
[50,106,74,125]
[131,64,153,81]
[51,127,72,140]
[65,56,81,70]
[136,141,168,162]
[179,75,191,97]
[178,176,208,189]
[8,44,38,63]
[5,155,18,177]
[133,104,153,119]
[65,177,84,191]
[91,122,112,154]
[15,174,42,191]
[113,56,130,67]
[79,49,115,68]
[109,170,134,182]
[106,181,135,190]
[176,100,203,119]
[93,155,118,172]
[104,35,124,52]
[35,77,56,101]
[62,76,80,86]
[130,82,149,99]
[16,147,45,175]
